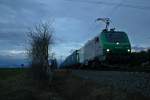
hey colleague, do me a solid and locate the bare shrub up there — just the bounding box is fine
[27,22,54,80]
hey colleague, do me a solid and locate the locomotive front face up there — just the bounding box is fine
[101,31,131,55]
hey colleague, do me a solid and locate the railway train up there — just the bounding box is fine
[60,18,131,69]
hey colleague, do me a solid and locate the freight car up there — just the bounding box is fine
[61,18,131,69]
[61,50,80,68]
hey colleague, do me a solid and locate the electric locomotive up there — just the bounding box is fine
[61,18,131,69]
[100,29,131,63]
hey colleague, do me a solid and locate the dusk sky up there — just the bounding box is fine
[0,0,150,66]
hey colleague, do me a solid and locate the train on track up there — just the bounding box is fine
[60,18,131,69]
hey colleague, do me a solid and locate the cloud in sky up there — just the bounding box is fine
[0,0,150,66]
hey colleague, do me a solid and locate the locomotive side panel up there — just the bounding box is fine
[79,47,84,63]
[84,39,95,61]
[94,36,104,60]
[82,35,103,64]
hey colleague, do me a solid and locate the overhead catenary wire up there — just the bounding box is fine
[64,0,150,11]
[61,0,150,48]
[107,0,126,16]
[63,0,149,31]
[105,0,126,28]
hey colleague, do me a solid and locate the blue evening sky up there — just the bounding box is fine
[0,0,150,66]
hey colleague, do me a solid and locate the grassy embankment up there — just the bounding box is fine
[0,68,61,100]
[52,70,150,100]
[0,68,150,100]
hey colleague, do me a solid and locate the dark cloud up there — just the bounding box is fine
[0,49,27,67]
[0,0,150,66]
[0,54,27,67]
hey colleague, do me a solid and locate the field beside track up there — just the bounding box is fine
[0,68,62,100]
[0,68,27,80]
[1,68,150,100]
[52,69,150,100]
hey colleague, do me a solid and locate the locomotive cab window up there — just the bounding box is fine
[105,32,127,43]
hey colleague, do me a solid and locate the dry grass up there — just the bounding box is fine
[1,68,150,100]
[0,68,62,100]
[52,70,150,100]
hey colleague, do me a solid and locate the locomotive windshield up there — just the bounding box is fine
[105,32,127,43]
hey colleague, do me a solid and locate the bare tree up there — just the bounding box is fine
[27,22,54,80]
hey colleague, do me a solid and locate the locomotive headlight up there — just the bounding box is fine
[116,42,119,45]
[127,49,130,52]
[106,49,110,52]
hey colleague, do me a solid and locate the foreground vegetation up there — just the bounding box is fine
[0,68,150,100]
[52,70,150,100]
[0,68,60,100]
[129,50,150,66]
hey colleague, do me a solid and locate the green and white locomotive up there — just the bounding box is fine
[61,18,131,68]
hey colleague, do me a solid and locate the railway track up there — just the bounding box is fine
[60,64,150,73]
[55,69,150,97]
[99,63,150,72]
